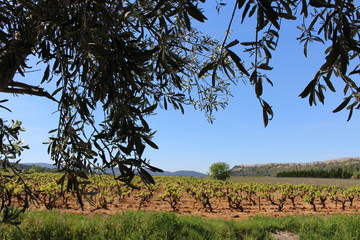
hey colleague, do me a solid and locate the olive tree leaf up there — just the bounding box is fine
[198,62,216,78]
[185,0,208,22]
[332,96,351,113]
[227,49,250,76]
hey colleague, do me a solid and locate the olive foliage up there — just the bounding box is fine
[0,0,237,187]
[0,0,359,190]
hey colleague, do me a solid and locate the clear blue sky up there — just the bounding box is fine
[1,3,359,174]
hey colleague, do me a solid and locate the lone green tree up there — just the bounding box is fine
[209,162,231,180]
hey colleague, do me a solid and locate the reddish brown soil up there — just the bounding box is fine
[25,189,360,220]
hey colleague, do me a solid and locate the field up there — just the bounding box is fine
[2,173,359,220]
[230,176,360,187]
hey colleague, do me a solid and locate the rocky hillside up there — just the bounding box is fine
[231,157,360,177]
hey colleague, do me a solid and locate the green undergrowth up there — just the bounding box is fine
[0,211,359,240]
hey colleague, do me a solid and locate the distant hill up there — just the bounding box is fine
[111,168,207,177]
[22,162,207,177]
[0,161,31,171]
[231,157,360,177]
[22,163,57,169]
[149,170,207,177]
[0,161,57,172]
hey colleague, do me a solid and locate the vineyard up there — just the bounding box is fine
[1,173,360,219]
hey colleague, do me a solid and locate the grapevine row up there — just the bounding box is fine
[1,173,359,214]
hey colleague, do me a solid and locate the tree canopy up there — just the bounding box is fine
[209,162,231,180]
[0,0,359,188]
